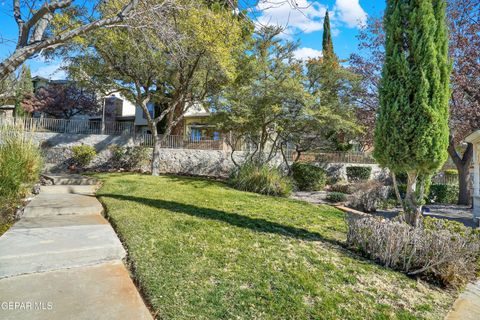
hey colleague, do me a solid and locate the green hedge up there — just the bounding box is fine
[291,162,326,191]
[390,184,457,205]
[326,192,347,203]
[346,166,372,182]
[428,184,458,204]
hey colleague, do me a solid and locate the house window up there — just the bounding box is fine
[190,128,202,141]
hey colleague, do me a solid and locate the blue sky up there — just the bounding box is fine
[0,0,385,80]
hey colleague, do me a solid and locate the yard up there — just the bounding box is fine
[95,174,455,319]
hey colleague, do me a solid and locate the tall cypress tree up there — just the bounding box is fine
[322,10,336,63]
[374,0,450,226]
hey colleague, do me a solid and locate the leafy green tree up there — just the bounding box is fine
[305,11,360,152]
[374,0,450,226]
[214,27,308,166]
[69,0,244,175]
[0,0,141,81]
[214,26,358,167]
[15,65,33,117]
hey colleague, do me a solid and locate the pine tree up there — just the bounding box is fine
[374,0,450,226]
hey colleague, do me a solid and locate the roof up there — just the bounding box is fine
[184,112,211,118]
[31,76,48,81]
[184,102,211,117]
[0,105,15,110]
[465,131,480,144]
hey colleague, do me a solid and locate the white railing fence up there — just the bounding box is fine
[136,134,226,151]
[0,116,134,135]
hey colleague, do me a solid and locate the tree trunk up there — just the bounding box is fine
[458,161,471,205]
[150,126,160,176]
[448,136,473,205]
[403,171,422,227]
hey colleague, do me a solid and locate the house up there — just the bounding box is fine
[89,92,136,123]
[134,102,221,140]
[32,76,69,92]
[30,76,220,141]
[31,77,136,122]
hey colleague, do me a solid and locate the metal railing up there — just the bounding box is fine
[137,133,226,150]
[1,116,134,135]
[432,174,458,185]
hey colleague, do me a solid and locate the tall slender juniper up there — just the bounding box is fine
[374,0,450,226]
[322,10,336,64]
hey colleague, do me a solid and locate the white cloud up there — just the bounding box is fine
[255,0,327,36]
[334,0,367,28]
[254,0,367,38]
[294,47,322,60]
[32,63,67,80]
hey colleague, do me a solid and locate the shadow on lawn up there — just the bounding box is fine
[100,193,340,245]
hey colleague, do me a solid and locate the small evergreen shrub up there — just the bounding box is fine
[110,145,149,170]
[291,162,326,191]
[346,166,372,182]
[428,184,458,204]
[329,183,354,194]
[71,145,96,167]
[346,215,480,287]
[229,163,292,197]
[326,192,347,203]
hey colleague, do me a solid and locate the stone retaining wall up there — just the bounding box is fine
[21,132,386,179]
[29,132,136,173]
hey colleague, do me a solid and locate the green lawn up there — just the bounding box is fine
[96,174,455,320]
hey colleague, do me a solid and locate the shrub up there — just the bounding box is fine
[329,183,354,194]
[346,166,372,182]
[349,181,391,212]
[0,130,43,198]
[428,184,458,204]
[229,163,292,197]
[110,145,149,170]
[346,214,480,287]
[326,192,347,203]
[291,162,326,191]
[0,129,42,228]
[71,145,96,167]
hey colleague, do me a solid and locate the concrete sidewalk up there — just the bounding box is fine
[0,175,152,320]
[446,281,480,320]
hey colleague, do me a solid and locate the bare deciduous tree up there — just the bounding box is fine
[0,0,140,80]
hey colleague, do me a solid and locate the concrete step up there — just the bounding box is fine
[0,261,152,320]
[12,215,109,229]
[42,174,98,186]
[39,185,97,195]
[23,193,103,217]
[0,225,126,278]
